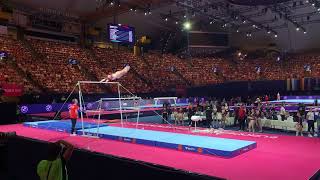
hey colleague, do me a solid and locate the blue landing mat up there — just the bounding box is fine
[79,126,257,158]
[23,120,107,133]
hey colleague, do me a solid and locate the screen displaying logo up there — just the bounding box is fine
[87,103,93,109]
[21,106,29,113]
[45,105,53,112]
[68,58,78,65]
[0,51,8,60]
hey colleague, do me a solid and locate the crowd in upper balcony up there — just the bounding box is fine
[0,35,319,95]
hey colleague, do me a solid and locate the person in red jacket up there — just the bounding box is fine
[238,104,246,131]
[69,99,79,135]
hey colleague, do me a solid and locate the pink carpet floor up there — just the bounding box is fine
[1,123,319,180]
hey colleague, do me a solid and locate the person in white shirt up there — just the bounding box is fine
[307,108,317,137]
[248,109,256,133]
[173,107,179,125]
[280,104,286,121]
[177,108,184,126]
[211,104,218,129]
[277,92,280,101]
[221,103,228,129]
[255,108,263,132]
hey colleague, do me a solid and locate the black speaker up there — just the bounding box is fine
[0,103,17,125]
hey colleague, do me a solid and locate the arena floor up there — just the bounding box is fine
[0,122,319,180]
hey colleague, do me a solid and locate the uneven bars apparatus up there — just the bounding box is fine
[77,81,142,137]
[77,81,120,137]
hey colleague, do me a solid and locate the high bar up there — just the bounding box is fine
[154,97,178,100]
[77,81,120,84]
[100,97,142,100]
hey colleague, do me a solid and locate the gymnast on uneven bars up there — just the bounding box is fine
[100,65,130,82]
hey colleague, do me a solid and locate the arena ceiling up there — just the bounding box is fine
[136,0,320,39]
[227,0,292,6]
[10,0,171,20]
[9,0,320,37]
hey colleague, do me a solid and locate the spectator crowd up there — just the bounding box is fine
[1,35,320,95]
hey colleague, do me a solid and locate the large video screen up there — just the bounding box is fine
[0,51,8,60]
[108,24,135,44]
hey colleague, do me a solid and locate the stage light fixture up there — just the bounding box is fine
[183,21,191,30]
